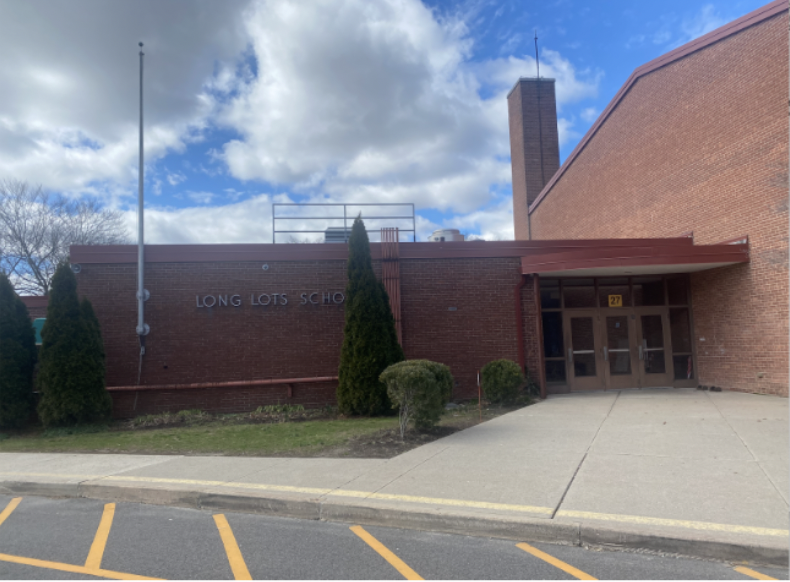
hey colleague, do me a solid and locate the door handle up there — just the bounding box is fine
[603,346,608,361]
[568,348,573,364]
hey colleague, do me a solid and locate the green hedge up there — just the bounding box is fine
[480,359,524,404]
[380,359,453,438]
[36,264,112,427]
[0,273,36,428]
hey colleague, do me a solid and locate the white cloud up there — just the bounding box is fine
[126,193,290,244]
[629,5,729,52]
[580,107,599,123]
[445,196,515,241]
[0,0,602,243]
[184,191,217,205]
[676,5,726,47]
[215,0,600,214]
[0,0,249,196]
[166,171,187,186]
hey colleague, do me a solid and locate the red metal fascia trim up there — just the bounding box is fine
[514,275,528,375]
[107,376,338,392]
[528,0,788,215]
[521,245,749,274]
[70,238,695,265]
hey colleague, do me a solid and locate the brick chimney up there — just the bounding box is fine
[508,78,560,240]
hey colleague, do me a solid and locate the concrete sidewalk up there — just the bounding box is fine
[0,389,787,566]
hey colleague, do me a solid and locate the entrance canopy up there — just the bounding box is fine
[521,237,749,277]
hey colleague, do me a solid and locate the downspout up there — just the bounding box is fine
[514,274,528,377]
[533,274,547,399]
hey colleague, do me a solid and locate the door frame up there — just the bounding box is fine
[563,310,605,391]
[601,310,640,390]
[634,307,674,387]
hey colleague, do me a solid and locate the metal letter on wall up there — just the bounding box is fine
[381,227,402,345]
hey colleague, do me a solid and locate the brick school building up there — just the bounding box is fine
[24,0,786,418]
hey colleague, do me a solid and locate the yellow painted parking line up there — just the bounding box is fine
[0,551,162,580]
[556,509,789,538]
[734,565,778,580]
[517,542,597,580]
[350,525,423,580]
[336,489,553,514]
[213,514,252,580]
[86,503,115,569]
[0,497,21,527]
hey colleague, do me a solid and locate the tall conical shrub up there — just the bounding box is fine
[80,296,111,411]
[37,264,112,427]
[337,217,404,416]
[0,273,36,428]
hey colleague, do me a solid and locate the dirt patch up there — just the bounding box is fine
[314,403,526,458]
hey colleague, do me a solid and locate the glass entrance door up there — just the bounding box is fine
[603,313,639,389]
[563,310,605,391]
[636,309,674,387]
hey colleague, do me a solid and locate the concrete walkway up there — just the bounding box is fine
[0,389,787,566]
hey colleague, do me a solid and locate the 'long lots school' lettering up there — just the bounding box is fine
[195,291,343,308]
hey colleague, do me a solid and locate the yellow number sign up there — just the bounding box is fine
[608,294,623,307]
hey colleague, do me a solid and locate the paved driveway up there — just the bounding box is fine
[0,388,787,562]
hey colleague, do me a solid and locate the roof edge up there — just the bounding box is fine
[506,76,557,99]
[528,0,789,214]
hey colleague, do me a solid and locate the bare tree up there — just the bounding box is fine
[0,180,130,295]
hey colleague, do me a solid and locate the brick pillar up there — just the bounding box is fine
[508,78,560,240]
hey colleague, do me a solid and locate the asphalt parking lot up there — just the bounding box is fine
[0,495,784,580]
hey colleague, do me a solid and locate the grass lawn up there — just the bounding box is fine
[0,416,399,456]
[0,402,527,458]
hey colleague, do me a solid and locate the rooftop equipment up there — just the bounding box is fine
[429,229,465,242]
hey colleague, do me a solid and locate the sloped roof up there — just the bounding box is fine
[528,0,788,213]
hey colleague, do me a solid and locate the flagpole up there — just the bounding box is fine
[137,42,149,340]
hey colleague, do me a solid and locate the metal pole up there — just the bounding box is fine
[136,42,148,338]
[412,204,415,242]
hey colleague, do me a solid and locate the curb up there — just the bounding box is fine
[1,480,787,568]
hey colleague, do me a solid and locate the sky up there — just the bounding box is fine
[0,0,770,244]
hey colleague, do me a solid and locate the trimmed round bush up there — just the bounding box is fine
[480,359,524,404]
[380,359,453,438]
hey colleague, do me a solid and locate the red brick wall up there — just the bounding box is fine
[529,13,789,395]
[19,297,47,319]
[76,257,536,417]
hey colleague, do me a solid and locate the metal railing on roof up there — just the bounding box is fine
[272,203,416,243]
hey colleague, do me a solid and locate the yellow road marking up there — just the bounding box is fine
[0,551,162,580]
[1,471,788,538]
[350,525,423,580]
[213,514,252,580]
[517,542,597,580]
[555,509,788,538]
[86,503,115,569]
[0,497,21,527]
[734,565,778,580]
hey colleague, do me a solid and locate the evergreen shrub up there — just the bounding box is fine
[337,217,404,416]
[480,359,524,404]
[36,264,112,427]
[380,359,453,438]
[0,273,36,428]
